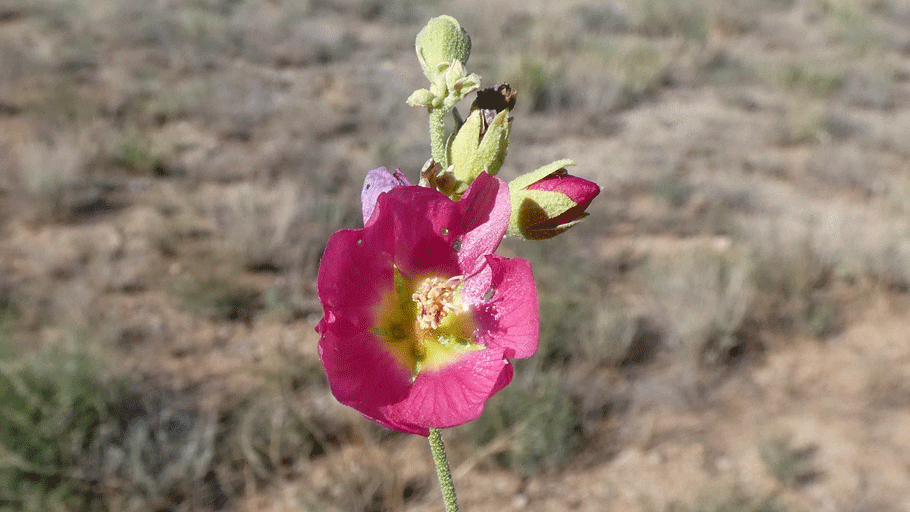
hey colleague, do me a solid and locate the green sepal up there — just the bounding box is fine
[507,188,587,239]
[474,109,510,176]
[507,162,584,240]
[407,88,437,109]
[448,109,511,185]
[448,110,483,182]
[508,159,576,190]
[510,188,577,221]
[507,215,586,240]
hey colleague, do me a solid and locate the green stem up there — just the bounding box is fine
[428,427,459,512]
[429,108,448,168]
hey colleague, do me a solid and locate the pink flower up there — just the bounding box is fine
[317,170,539,436]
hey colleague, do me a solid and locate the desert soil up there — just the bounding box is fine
[2,0,910,511]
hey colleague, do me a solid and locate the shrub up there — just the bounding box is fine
[0,342,116,512]
[467,370,578,474]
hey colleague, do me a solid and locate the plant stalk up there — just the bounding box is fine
[428,427,459,512]
[429,108,448,168]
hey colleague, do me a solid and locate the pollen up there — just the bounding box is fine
[412,276,462,330]
[371,270,477,376]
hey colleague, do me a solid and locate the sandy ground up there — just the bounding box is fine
[2,1,910,511]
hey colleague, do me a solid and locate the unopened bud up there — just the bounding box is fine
[415,15,471,83]
[507,160,600,240]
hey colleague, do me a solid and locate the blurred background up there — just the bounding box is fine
[1,0,909,510]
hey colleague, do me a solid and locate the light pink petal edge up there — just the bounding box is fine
[362,167,411,226]
[456,172,511,275]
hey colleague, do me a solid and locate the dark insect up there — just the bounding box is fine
[472,83,517,131]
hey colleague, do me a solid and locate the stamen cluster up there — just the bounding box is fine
[413,276,461,331]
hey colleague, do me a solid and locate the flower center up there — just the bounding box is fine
[371,268,479,376]
[412,276,460,331]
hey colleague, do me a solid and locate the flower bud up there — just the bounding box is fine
[448,108,510,186]
[406,88,437,109]
[415,15,471,83]
[507,160,600,240]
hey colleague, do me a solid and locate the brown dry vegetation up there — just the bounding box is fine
[1,0,910,511]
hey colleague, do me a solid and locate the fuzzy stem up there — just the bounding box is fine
[428,427,459,512]
[429,108,448,168]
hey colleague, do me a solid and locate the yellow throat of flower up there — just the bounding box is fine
[370,267,480,377]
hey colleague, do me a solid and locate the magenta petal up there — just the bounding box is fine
[384,347,513,434]
[317,228,394,330]
[317,318,412,424]
[362,167,411,226]
[527,172,600,205]
[467,254,539,359]
[456,172,511,275]
[380,186,462,277]
[365,173,510,279]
